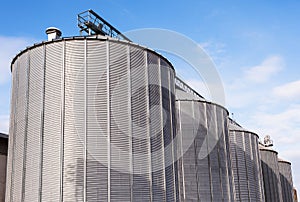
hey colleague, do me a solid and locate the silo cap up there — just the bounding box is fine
[45,27,62,36]
[45,27,62,41]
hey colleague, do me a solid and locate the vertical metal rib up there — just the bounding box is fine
[214,105,224,201]
[6,56,17,202]
[83,38,87,202]
[168,69,176,202]
[127,45,133,201]
[158,58,167,201]
[38,44,46,202]
[106,40,111,202]
[144,50,153,202]
[178,101,185,200]
[204,103,213,202]
[9,57,18,202]
[21,49,31,202]
[59,40,65,202]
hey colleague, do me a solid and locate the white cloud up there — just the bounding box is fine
[249,105,300,144]
[198,41,227,67]
[0,115,9,134]
[224,55,285,109]
[273,80,300,100]
[244,55,284,83]
[0,36,35,85]
[225,88,258,108]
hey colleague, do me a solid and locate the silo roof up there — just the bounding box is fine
[175,88,229,114]
[175,87,205,101]
[259,143,278,154]
[278,157,292,165]
[11,34,175,73]
[228,118,259,138]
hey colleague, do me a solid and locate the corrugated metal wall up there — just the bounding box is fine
[260,146,283,202]
[176,91,234,202]
[7,37,177,202]
[278,160,294,202]
[229,124,265,202]
[8,34,297,202]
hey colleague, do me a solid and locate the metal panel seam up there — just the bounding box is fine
[59,40,65,202]
[21,50,31,202]
[106,40,111,202]
[204,103,213,202]
[158,58,167,201]
[38,44,46,202]
[83,38,87,202]
[191,101,199,201]
[222,115,231,202]
[234,132,242,201]
[214,105,224,202]
[127,44,133,201]
[145,50,153,202]
[178,101,185,200]
[9,57,19,202]
[249,134,258,201]
[242,133,251,200]
[168,68,176,202]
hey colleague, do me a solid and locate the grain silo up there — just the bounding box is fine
[175,80,234,202]
[259,143,283,202]
[228,119,265,201]
[0,133,8,202]
[278,158,294,202]
[6,11,179,201]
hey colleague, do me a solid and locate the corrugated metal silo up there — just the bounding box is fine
[176,86,234,202]
[228,120,265,201]
[278,158,294,202]
[6,35,178,202]
[259,144,283,202]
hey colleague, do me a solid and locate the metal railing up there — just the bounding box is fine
[175,76,204,100]
[77,9,131,41]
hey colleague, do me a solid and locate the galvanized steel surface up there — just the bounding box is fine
[278,160,294,202]
[229,123,265,202]
[6,37,178,202]
[176,93,234,202]
[260,146,283,202]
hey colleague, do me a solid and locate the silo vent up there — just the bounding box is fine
[264,135,274,147]
[45,27,62,41]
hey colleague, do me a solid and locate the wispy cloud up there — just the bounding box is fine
[0,36,35,85]
[225,55,285,109]
[249,104,300,145]
[273,80,300,100]
[198,41,227,66]
[244,55,284,83]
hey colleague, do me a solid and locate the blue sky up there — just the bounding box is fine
[1,0,300,191]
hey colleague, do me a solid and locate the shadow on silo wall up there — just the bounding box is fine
[230,135,264,202]
[261,160,282,202]
[73,157,165,202]
[280,173,293,202]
